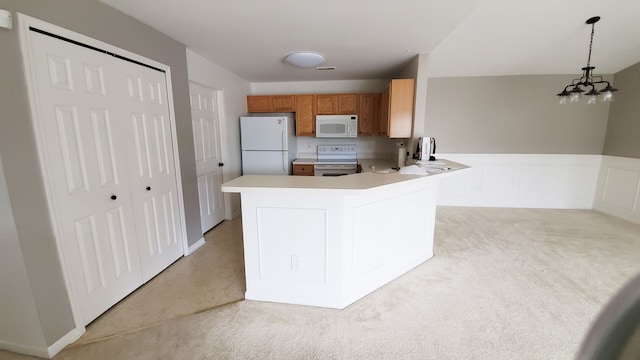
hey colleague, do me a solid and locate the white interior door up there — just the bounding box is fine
[26,29,184,323]
[29,31,143,324]
[189,82,225,233]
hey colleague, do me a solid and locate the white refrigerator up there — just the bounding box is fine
[240,115,297,175]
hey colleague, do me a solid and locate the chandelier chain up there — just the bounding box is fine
[586,21,595,69]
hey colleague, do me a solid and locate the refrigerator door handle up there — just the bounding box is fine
[282,151,287,173]
[282,129,286,151]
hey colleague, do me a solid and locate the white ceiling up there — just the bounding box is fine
[100,0,640,82]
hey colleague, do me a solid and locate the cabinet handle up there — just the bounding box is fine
[146,186,151,191]
[218,162,224,167]
[110,195,117,200]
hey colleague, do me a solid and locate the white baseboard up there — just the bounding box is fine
[185,237,206,256]
[0,327,82,359]
[0,339,49,359]
[437,154,601,209]
[593,155,640,224]
[47,327,83,357]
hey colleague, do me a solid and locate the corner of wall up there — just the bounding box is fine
[592,155,640,224]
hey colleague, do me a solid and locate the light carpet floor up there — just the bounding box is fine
[73,218,246,345]
[2,207,639,360]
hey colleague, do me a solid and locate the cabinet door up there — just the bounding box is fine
[378,86,390,136]
[358,93,379,136]
[247,95,272,112]
[295,94,316,136]
[272,95,296,112]
[337,94,358,114]
[388,79,415,138]
[293,164,314,176]
[316,94,338,114]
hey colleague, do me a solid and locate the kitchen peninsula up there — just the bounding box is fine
[222,161,468,309]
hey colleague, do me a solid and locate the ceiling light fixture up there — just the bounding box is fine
[283,52,325,68]
[557,16,618,105]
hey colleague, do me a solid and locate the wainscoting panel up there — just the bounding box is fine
[593,156,640,224]
[438,154,601,209]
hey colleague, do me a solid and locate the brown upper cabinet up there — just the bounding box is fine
[316,94,359,115]
[358,93,380,136]
[295,94,316,137]
[245,83,413,138]
[381,79,415,138]
[247,95,296,113]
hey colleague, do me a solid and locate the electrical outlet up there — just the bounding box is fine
[291,255,302,271]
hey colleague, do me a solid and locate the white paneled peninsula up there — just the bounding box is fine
[222,161,468,309]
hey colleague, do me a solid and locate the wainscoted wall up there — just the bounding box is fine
[593,156,640,224]
[436,154,601,209]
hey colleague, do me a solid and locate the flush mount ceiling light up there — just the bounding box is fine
[284,52,325,68]
[557,16,618,105]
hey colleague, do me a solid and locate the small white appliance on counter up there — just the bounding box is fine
[314,144,358,176]
[415,137,436,162]
[240,115,297,175]
[315,115,358,138]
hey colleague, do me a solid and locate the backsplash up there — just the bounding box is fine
[296,136,397,160]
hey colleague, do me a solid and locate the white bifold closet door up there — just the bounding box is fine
[28,30,183,324]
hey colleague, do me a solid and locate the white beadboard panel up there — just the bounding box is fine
[479,163,521,206]
[593,156,640,224]
[438,154,601,209]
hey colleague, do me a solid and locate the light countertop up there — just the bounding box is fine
[223,159,469,193]
[292,158,316,165]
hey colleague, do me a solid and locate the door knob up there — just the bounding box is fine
[110,195,117,200]
[218,162,224,167]
[146,186,151,191]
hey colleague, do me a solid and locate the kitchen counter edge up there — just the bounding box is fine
[222,159,469,194]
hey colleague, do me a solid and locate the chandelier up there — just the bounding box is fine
[556,16,618,105]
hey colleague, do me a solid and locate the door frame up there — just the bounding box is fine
[17,13,190,344]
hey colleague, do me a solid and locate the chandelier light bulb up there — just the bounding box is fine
[569,92,581,103]
[601,91,615,102]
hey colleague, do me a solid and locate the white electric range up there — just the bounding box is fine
[314,145,358,176]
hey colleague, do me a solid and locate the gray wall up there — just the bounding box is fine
[0,0,200,345]
[603,62,640,159]
[425,75,611,154]
[0,155,48,349]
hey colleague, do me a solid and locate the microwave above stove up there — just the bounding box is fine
[315,115,357,138]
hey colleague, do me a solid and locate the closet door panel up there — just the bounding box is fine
[29,31,143,325]
[119,63,183,282]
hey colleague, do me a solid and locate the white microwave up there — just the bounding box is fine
[315,115,358,138]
